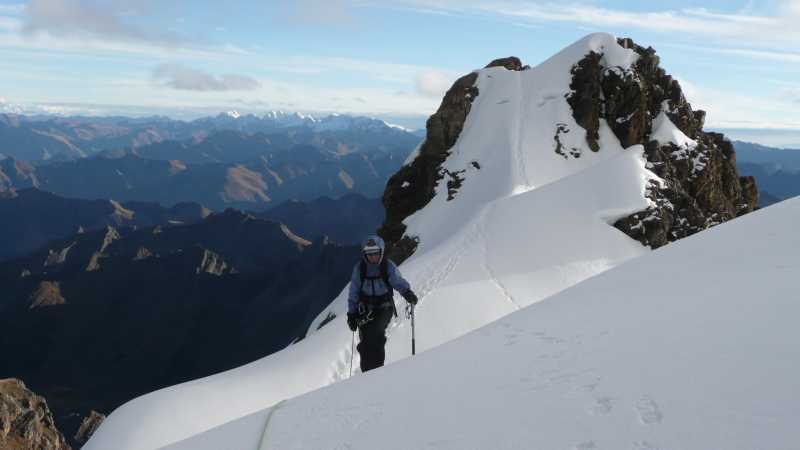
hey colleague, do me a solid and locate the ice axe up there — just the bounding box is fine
[407,303,416,356]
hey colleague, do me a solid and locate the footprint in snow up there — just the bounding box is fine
[575,441,597,450]
[635,396,663,425]
[504,333,519,346]
[632,441,661,450]
[586,396,613,416]
[567,377,601,397]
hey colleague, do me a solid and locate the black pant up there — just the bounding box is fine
[357,306,393,372]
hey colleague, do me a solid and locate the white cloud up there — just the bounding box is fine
[0,4,25,15]
[274,0,356,27]
[414,69,454,97]
[675,76,800,130]
[22,0,191,47]
[0,28,232,62]
[152,64,261,92]
[0,16,21,32]
[247,54,457,87]
[786,0,800,15]
[665,43,800,65]
[778,86,800,104]
[391,0,800,48]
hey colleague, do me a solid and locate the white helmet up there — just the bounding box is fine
[361,235,385,262]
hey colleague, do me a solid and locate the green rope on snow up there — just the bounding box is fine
[257,399,287,450]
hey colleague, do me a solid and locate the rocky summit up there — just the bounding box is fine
[380,36,757,261]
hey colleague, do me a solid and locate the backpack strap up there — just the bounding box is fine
[359,259,367,289]
[359,259,397,317]
[380,259,391,290]
[380,259,398,318]
[360,259,391,289]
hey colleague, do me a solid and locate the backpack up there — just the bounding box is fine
[359,258,391,297]
[358,259,397,317]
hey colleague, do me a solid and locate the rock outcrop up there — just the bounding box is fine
[485,56,525,71]
[380,37,757,258]
[379,72,480,262]
[603,38,756,248]
[28,281,66,309]
[194,247,233,276]
[72,410,105,447]
[0,379,71,450]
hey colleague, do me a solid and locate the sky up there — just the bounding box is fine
[0,0,799,146]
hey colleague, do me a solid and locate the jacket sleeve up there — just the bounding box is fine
[386,260,412,295]
[347,264,361,314]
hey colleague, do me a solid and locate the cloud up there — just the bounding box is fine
[0,16,21,32]
[393,0,800,48]
[22,0,189,47]
[787,0,800,15]
[152,64,261,92]
[778,86,800,104]
[671,76,800,130]
[0,4,25,14]
[666,43,800,65]
[414,70,454,97]
[274,0,356,27]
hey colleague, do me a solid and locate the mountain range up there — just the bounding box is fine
[0,188,210,262]
[0,116,419,210]
[0,208,363,448]
[731,140,800,206]
[254,193,383,244]
[0,112,418,163]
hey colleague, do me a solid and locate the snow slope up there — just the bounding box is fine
[86,33,686,450]
[163,195,800,450]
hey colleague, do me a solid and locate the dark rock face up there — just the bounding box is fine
[600,66,649,148]
[485,57,524,71]
[566,52,603,152]
[0,379,71,450]
[603,38,757,248]
[379,71,481,263]
[616,132,758,247]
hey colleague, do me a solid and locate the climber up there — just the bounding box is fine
[346,235,418,372]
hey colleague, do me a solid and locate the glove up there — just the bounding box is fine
[347,313,359,332]
[403,291,418,305]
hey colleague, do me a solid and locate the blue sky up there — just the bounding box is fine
[0,0,799,144]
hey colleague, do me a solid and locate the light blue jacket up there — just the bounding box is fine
[347,236,411,314]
